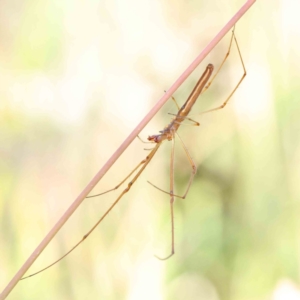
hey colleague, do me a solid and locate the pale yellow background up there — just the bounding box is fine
[1,0,300,299]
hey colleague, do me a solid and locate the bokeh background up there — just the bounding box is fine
[1,0,300,299]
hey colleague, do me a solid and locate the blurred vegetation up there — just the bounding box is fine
[1,0,300,300]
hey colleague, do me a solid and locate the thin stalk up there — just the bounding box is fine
[0,1,256,298]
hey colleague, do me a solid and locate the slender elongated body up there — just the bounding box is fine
[148,64,213,143]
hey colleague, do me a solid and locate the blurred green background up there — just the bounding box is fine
[1,0,300,299]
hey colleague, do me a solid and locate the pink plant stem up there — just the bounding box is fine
[1,0,255,298]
